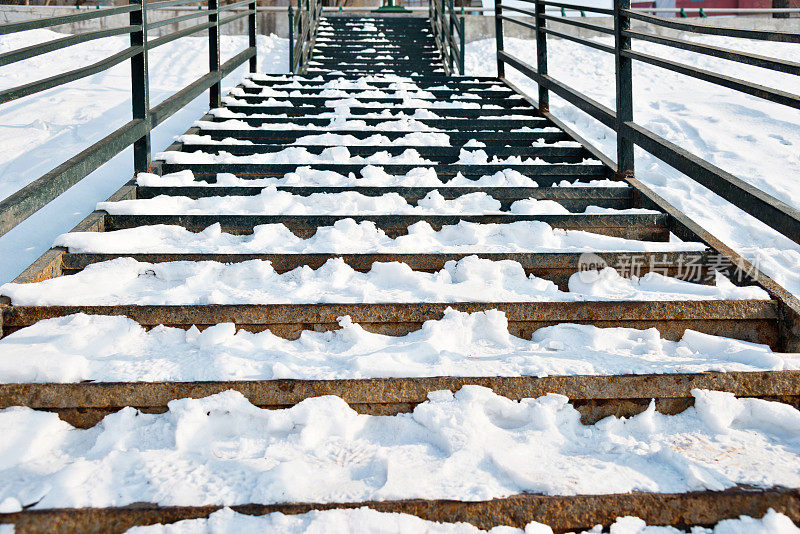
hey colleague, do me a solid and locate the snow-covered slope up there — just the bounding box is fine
[465,35,800,298]
[0,30,288,284]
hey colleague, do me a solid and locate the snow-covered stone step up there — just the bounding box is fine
[0,314,797,427]
[134,186,628,212]
[94,189,657,217]
[0,387,798,520]
[36,507,800,534]
[234,90,522,105]
[191,128,574,145]
[99,213,668,241]
[158,163,610,184]
[221,103,537,118]
[173,144,588,165]
[3,492,797,533]
[198,115,554,131]
[56,251,712,291]
[236,88,512,101]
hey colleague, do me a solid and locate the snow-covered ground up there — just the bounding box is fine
[0,309,796,383]
[1,387,800,509]
[0,256,768,305]
[123,507,800,534]
[465,35,800,298]
[0,30,288,284]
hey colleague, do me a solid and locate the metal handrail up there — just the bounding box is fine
[0,0,259,238]
[288,0,322,74]
[429,0,465,75]
[494,0,800,246]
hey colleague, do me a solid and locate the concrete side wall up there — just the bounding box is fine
[2,5,799,42]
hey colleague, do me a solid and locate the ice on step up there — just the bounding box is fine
[126,507,800,534]
[0,309,797,383]
[0,256,769,306]
[1,388,800,509]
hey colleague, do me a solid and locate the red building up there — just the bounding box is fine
[633,0,798,16]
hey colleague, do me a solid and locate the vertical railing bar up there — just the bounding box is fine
[248,0,257,72]
[448,0,455,74]
[288,5,294,73]
[615,0,634,177]
[495,0,505,78]
[459,15,465,75]
[208,0,221,108]
[535,0,548,112]
[129,0,150,173]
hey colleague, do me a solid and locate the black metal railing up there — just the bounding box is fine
[430,0,465,75]
[288,0,322,74]
[0,0,257,238]
[495,0,800,246]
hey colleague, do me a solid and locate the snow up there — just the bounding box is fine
[136,169,621,188]
[96,186,657,216]
[0,30,288,284]
[157,146,437,165]
[465,36,800,297]
[1,387,800,509]
[54,219,706,254]
[0,256,768,306]
[124,507,800,534]
[0,309,797,383]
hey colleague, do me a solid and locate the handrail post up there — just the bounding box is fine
[494,0,504,77]
[129,0,150,173]
[614,0,634,177]
[448,0,455,73]
[534,0,548,112]
[459,15,465,75]
[248,0,257,72]
[288,5,294,73]
[208,0,221,108]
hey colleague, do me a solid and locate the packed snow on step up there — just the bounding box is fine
[136,169,619,188]
[96,187,657,216]
[122,507,800,534]
[0,256,768,306]
[1,387,800,510]
[55,219,704,255]
[1,308,796,383]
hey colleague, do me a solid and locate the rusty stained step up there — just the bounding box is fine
[136,186,631,211]
[2,487,799,534]
[59,251,715,290]
[3,371,798,429]
[102,213,669,240]
[0,300,781,347]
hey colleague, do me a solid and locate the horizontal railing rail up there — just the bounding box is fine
[0,0,258,238]
[494,0,800,246]
[288,0,322,74]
